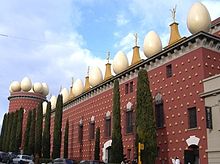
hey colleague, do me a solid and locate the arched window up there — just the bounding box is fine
[155,93,164,128]
[105,111,111,137]
[126,102,133,133]
[89,116,95,140]
[78,118,83,144]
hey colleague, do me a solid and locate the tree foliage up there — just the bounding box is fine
[23,110,32,154]
[110,79,124,163]
[28,109,36,155]
[52,94,63,159]
[9,111,18,152]
[42,102,51,158]
[15,108,24,153]
[0,113,8,150]
[136,69,157,164]
[35,103,43,157]
[64,119,69,159]
[5,112,14,152]
[2,113,9,151]
[94,127,100,160]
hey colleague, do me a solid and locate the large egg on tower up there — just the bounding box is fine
[50,95,57,109]
[72,79,84,97]
[21,77,32,92]
[10,81,21,92]
[42,83,49,96]
[60,88,69,103]
[89,66,103,87]
[33,82,43,93]
[42,101,47,114]
[143,31,162,58]
[187,2,211,34]
[112,51,129,74]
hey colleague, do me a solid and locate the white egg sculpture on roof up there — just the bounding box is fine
[33,82,43,93]
[42,83,49,96]
[50,95,57,109]
[42,101,47,114]
[89,66,103,87]
[60,88,69,103]
[21,77,32,92]
[11,81,21,92]
[72,79,84,97]
[187,2,211,34]
[143,31,162,57]
[9,84,13,93]
[112,51,129,74]
[29,88,34,93]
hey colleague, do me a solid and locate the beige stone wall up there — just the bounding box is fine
[202,74,220,164]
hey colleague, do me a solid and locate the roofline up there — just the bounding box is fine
[64,31,220,107]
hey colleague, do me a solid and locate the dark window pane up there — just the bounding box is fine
[166,64,172,78]
[89,123,95,139]
[105,118,111,137]
[130,81,133,93]
[155,103,164,128]
[188,107,197,129]
[125,83,129,94]
[205,107,213,129]
[126,111,133,133]
[78,125,83,144]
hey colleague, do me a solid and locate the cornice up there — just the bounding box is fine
[64,31,220,110]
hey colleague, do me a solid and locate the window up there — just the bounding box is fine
[78,124,83,144]
[155,93,164,128]
[126,110,133,133]
[130,81,133,93]
[127,149,131,160]
[125,81,134,94]
[188,107,197,129]
[105,118,111,137]
[166,64,172,78]
[125,83,129,94]
[156,147,160,157]
[155,103,164,128]
[89,122,95,139]
[205,107,213,129]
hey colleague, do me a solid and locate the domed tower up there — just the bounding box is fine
[8,77,49,149]
[8,77,48,113]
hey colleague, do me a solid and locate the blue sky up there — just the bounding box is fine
[0,0,220,124]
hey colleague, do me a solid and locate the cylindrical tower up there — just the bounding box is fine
[7,77,49,150]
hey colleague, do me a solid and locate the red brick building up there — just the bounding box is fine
[7,7,220,164]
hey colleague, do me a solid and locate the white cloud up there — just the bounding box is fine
[0,0,107,123]
[116,14,129,26]
[202,0,220,20]
[114,33,134,52]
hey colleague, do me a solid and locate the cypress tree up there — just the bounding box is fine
[29,109,36,155]
[2,113,9,151]
[35,103,43,157]
[110,79,124,163]
[23,110,32,154]
[136,69,157,164]
[64,119,69,158]
[52,94,63,159]
[42,102,51,158]
[15,108,24,153]
[0,113,8,150]
[6,112,14,152]
[9,111,18,152]
[94,127,100,160]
